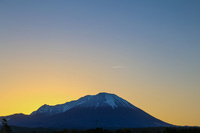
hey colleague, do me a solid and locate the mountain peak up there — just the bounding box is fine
[31,92,135,116]
[97,92,112,95]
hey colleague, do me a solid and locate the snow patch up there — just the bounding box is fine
[105,94,117,109]
[63,105,73,112]
[77,101,86,105]
[112,94,134,108]
[120,98,132,107]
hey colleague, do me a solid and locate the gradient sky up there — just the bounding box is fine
[0,0,200,126]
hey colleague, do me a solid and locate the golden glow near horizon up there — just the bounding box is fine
[0,0,200,127]
[1,56,199,126]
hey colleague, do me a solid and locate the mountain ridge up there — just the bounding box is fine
[31,92,135,116]
[0,92,172,129]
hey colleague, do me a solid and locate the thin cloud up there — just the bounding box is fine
[112,66,126,69]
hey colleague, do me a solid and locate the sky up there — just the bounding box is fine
[0,0,200,126]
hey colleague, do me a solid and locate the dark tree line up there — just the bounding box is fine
[0,118,12,133]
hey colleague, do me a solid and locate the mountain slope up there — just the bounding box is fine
[30,95,93,116]
[0,92,172,129]
[30,93,135,116]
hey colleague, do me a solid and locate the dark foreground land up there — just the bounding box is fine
[1,126,200,133]
[55,127,200,133]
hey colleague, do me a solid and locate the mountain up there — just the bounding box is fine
[31,93,134,116]
[0,92,172,129]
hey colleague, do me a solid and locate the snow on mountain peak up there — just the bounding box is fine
[89,92,135,109]
[105,93,117,109]
[31,92,135,116]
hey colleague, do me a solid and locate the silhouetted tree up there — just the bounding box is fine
[1,118,12,133]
